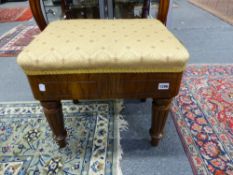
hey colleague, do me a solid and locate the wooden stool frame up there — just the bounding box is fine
[26,0,180,148]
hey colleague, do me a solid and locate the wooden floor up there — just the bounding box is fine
[189,0,233,25]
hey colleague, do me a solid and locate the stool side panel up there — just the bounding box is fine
[27,72,183,100]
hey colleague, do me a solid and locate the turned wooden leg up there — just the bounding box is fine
[41,101,67,148]
[150,98,172,146]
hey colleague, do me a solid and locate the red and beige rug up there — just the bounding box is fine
[0,25,40,57]
[172,65,233,175]
[0,7,33,23]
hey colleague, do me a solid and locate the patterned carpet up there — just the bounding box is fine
[172,65,233,175]
[0,100,125,175]
[0,25,40,57]
[0,7,33,23]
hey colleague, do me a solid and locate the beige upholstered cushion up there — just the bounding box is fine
[17,19,189,75]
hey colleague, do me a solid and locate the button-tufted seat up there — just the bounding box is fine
[17,19,189,75]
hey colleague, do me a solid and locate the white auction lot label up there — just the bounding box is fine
[158,83,170,90]
[39,83,46,92]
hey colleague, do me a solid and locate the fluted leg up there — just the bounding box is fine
[150,98,172,146]
[41,101,67,148]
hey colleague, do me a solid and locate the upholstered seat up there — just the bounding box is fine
[17,19,189,75]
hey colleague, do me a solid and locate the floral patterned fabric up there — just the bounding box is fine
[0,101,119,175]
[172,65,233,175]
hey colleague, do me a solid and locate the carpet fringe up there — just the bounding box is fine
[114,99,128,175]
